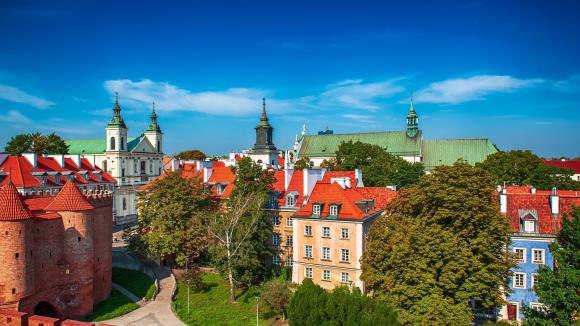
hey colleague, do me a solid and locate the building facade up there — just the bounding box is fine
[66,95,164,224]
[544,159,580,181]
[0,181,113,319]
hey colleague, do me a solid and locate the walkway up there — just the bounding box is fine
[101,261,185,326]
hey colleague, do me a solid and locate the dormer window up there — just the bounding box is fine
[519,209,538,233]
[313,204,321,215]
[286,193,297,207]
[329,205,339,216]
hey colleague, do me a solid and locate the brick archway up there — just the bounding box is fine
[34,301,58,318]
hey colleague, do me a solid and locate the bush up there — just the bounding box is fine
[261,279,290,320]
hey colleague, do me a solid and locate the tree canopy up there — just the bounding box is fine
[134,171,212,266]
[293,156,310,170]
[5,132,69,155]
[522,207,580,326]
[174,149,207,161]
[361,162,514,325]
[477,150,580,190]
[333,141,424,188]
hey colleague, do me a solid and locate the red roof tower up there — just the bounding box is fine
[0,182,33,220]
[45,181,94,211]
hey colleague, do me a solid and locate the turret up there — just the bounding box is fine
[406,99,419,138]
[144,102,163,153]
[253,98,277,151]
[106,93,128,152]
[0,183,34,309]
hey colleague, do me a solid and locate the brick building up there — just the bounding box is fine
[0,180,113,319]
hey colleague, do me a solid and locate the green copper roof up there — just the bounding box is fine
[66,137,139,154]
[145,107,162,133]
[298,131,422,158]
[421,139,499,170]
[107,95,127,128]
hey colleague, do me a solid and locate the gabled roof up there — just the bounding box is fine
[281,170,304,206]
[208,164,235,183]
[0,156,42,188]
[421,138,498,170]
[0,182,33,220]
[298,130,422,158]
[544,160,580,174]
[45,181,94,211]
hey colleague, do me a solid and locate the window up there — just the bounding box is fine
[273,233,280,246]
[530,303,545,312]
[322,270,331,281]
[329,205,338,216]
[322,247,331,261]
[340,249,350,263]
[305,267,313,278]
[287,256,293,266]
[120,137,125,150]
[305,245,313,259]
[272,256,280,265]
[524,220,536,233]
[531,273,539,289]
[110,137,116,150]
[532,249,544,264]
[304,225,312,236]
[341,272,350,284]
[313,204,321,215]
[121,168,125,177]
[322,226,331,238]
[287,195,296,207]
[286,235,293,248]
[272,215,280,226]
[269,196,278,207]
[341,228,349,239]
[122,198,127,210]
[514,248,526,263]
[513,272,526,289]
[286,217,293,227]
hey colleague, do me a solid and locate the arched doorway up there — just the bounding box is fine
[34,301,58,318]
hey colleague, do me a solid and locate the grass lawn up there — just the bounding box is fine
[112,267,156,300]
[173,273,275,326]
[85,289,139,322]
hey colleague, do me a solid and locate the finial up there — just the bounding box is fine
[262,97,266,111]
[115,92,119,104]
[152,101,156,113]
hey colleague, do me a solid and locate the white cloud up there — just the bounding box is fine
[318,79,405,110]
[414,75,543,104]
[0,110,31,124]
[0,84,55,109]
[552,74,580,93]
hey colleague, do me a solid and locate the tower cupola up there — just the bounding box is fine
[253,98,277,151]
[106,93,128,151]
[406,99,419,138]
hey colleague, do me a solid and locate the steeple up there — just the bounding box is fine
[259,97,271,126]
[108,92,127,129]
[406,98,419,138]
[252,98,277,152]
[146,101,162,133]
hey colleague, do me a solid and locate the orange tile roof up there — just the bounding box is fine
[272,170,285,192]
[355,187,397,210]
[0,182,33,220]
[45,181,94,211]
[208,165,235,183]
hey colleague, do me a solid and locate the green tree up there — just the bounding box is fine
[261,279,291,320]
[208,157,274,302]
[174,149,207,161]
[530,165,580,191]
[477,150,543,186]
[5,132,69,155]
[135,171,211,266]
[361,162,514,325]
[334,141,424,188]
[521,207,580,326]
[293,156,310,170]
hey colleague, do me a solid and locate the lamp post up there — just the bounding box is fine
[187,279,190,315]
[255,296,260,326]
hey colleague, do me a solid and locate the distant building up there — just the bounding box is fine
[497,186,580,322]
[544,159,580,181]
[66,95,164,224]
[295,101,498,170]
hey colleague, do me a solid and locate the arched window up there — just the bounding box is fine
[120,137,125,150]
[157,141,160,152]
[110,137,116,150]
[122,198,127,210]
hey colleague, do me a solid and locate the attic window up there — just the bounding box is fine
[329,205,339,216]
[312,204,321,215]
[286,193,297,207]
[519,209,538,233]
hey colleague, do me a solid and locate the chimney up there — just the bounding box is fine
[203,166,212,183]
[64,154,81,168]
[303,168,325,201]
[23,153,37,167]
[284,168,294,191]
[354,169,364,187]
[550,187,559,216]
[531,186,537,194]
[499,187,507,214]
[47,154,65,168]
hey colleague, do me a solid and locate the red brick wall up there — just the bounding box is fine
[0,310,28,326]
[0,220,34,308]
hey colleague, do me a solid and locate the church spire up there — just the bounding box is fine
[108,92,127,128]
[406,97,419,138]
[146,101,161,133]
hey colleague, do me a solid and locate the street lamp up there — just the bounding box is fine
[255,295,260,326]
[187,279,190,315]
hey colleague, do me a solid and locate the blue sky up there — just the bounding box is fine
[1,0,579,157]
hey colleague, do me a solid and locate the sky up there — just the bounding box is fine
[0,0,579,157]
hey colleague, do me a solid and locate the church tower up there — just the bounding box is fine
[144,102,163,153]
[106,93,128,152]
[249,98,279,166]
[406,99,419,138]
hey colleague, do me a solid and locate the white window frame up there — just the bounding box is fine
[286,217,293,227]
[514,247,526,263]
[272,233,280,246]
[513,272,526,289]
[530,302,545,312]
[532,248,545,264]
[305,267,313,278]
[286,256,293,266]
[524,220,536,233]
[313,204,321,215]
[322,226,331,238]
[531,273,539,289]
[304,225,312,236]
[322,247,331,261]
[287,195,296,207]
[305,245,313,259]
[340,248,350,263]
[272,215,280,226]
[341,228,349,239]
[329,205,338,216]
[322,269,331,281]
[341,272,350,284]
[286,235,293,248]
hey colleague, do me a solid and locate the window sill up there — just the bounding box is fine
[321,259,332,262]
[513,286,526,289]
[339,261,350,264]
[321,236,331,239]
[321,279,331,282]
[304,235,313,237]
[339,238,349,240]
[304,257,313,260]
[532,261,544,264]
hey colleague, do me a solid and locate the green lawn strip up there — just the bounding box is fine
[173,273,275,326]
[112,267,156,300]
[86,288,139,322]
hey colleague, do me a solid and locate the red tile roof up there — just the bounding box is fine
[321,171,358,185]
[45,181,94,211]
[0,182,33,220]
[355,187,397,210]
[544,159,580,174]
[278,155,284,167]
[208,165,235,183]
[272,170,285,192]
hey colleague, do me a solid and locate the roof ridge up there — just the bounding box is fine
[45,181,94,211]
[305,130,408,137]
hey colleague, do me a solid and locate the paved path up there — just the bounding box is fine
[101,264,185,326]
